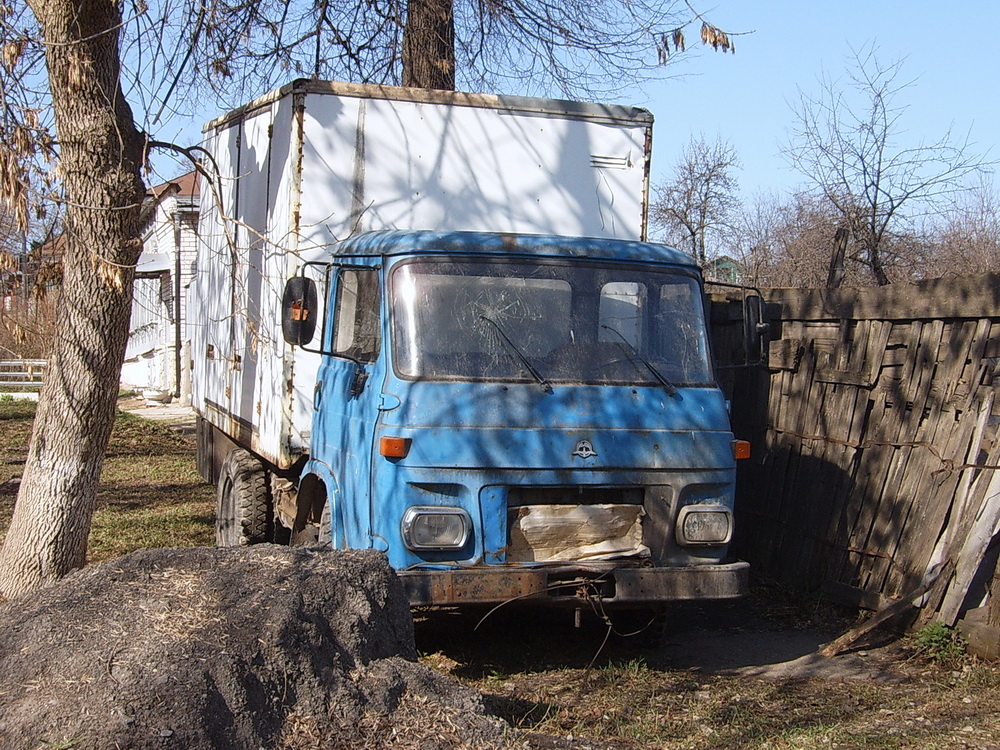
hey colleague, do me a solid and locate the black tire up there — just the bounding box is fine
[215,448,273,547]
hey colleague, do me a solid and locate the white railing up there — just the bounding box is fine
[0,359,47,388]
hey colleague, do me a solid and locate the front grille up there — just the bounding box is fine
[507,486,644,507]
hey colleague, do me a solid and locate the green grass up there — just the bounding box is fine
[0,399,214,563]
[912,621,968,665]
[0,399,39,541]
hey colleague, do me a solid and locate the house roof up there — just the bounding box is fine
[32,233,65,264]
[27,171,201,269]
[147,170,200,199]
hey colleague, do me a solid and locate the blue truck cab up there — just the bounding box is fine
[278,230,749,607]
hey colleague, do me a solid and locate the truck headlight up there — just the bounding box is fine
[676,504,733,546]
[401,506,471,551]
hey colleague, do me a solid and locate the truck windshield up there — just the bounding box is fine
[391,257,713,386]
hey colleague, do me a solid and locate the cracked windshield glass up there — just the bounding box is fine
[391,256,712,386]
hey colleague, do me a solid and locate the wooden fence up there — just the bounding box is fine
[711,272,1000,643]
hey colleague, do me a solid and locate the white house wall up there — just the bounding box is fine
[121,274,168,390]
[125,185,200,398]
[124,197,175,393]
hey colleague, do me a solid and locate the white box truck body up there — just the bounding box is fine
[192,79,653,471]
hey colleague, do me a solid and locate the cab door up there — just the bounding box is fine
[311,264,384,549]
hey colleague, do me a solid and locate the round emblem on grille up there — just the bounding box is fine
[572,440,597,459]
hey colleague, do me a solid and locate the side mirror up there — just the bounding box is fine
[281,275,318,346]
[743,294,769,364]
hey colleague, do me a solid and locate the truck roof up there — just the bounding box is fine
[205,79,653,132]
[330,230,700,269]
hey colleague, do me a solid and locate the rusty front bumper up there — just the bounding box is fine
[399,561,749,607]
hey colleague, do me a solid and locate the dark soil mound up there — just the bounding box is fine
[0,546,508,749]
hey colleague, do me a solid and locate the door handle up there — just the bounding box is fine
[349,367,369,397]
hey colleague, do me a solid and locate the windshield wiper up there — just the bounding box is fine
[479,315,552,393]
[600,325,678,397]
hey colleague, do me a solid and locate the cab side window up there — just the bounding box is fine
[332,269,381,363]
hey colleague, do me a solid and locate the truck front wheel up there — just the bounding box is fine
[216,449,273,546]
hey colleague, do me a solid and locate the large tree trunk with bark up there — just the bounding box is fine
[0,0,145,597]
[402,0,456,90]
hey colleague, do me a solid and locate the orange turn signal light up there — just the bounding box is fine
[380,436,411,459]
[733,440,751,460]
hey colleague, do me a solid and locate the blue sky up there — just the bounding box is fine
[627,1,1000,198]
[150,1,999,202]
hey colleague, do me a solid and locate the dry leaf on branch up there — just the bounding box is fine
[701,22,734,54]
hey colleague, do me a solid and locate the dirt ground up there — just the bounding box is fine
[9,538,990,750]
[415,594,1000,749]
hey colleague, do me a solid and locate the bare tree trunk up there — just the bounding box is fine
[826,227,848,288]
[402,0,456,90]
[0,0,145,597]
[870,247,890,286]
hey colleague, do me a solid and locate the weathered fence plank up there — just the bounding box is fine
[939,444,1000,625]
